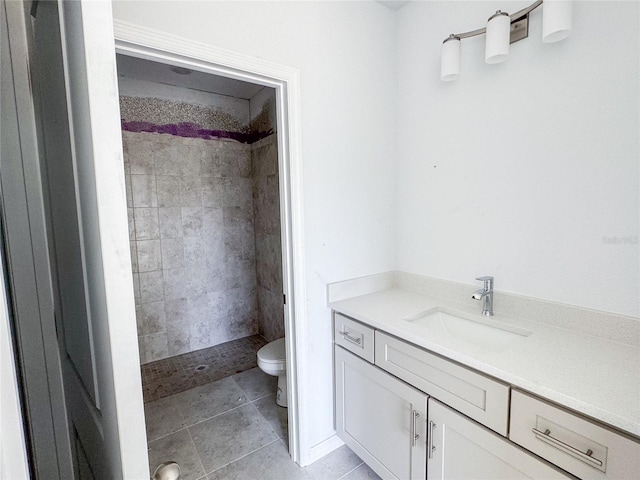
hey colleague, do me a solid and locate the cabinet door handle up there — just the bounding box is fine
[411,410,420,447]
[341,330,362,346]
[532,428,603,468]
[428,421,437,458]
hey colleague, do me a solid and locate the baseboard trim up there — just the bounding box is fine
[303,434,345,467]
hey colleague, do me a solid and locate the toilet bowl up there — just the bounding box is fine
[257,338,287,407]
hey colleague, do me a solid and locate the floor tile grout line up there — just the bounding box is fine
[148,397,254,443]
[276,437,293,455]
[181,399,254,431]
[250,398,287,441]
[249,391,277,403]
[147,424,190,445]
[175,377,255,427]
[230,375,254,403]
[336,461,366,480]
[147,372,278,443]
[185,425,208,479]
[178,375,286,442]
[204,438,281,476]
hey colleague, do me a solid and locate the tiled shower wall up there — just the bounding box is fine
[252,135,284,342]
[124,131,258,363]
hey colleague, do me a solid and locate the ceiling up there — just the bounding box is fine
[115,55,265,100]
[377,0,411,11]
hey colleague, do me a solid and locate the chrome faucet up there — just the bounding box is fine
[472,276,494,316]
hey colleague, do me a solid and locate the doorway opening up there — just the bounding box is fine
[114,47,298,475]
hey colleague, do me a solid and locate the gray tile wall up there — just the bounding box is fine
[251,135,285,342]
[124,131,258,363]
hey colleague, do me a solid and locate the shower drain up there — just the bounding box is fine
[194,364,208,372]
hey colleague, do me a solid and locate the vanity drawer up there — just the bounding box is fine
[375,331,510,435]
[334,313,375,363]
[510,390,640,480]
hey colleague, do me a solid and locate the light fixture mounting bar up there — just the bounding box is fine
[450,0,543,40]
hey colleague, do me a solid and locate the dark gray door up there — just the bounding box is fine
[29,2,108,476]
[2,0,148,477]
[1,1,73,477]
[18,0,147,478]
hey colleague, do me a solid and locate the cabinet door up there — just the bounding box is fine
[427,399,571,480]
[335,346,428,480]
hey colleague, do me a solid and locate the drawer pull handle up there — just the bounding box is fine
[411,410,420,447]
[428,421,437,458]
[532,428,603,467]
[341,330,362,346]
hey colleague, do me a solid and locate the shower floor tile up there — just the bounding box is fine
[141,334,268,403]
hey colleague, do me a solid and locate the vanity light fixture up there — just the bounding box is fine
[440,0,572,81]
[542,0,573,42]
[440,35,461,81]
[485,10,511,64]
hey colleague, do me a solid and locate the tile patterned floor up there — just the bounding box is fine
[142,335,268,403]
[145,367,381,480]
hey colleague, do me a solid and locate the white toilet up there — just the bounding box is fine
[257,338,287,407]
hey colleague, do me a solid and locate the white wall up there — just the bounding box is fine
[112,0,397,451]
[395,1,639,317]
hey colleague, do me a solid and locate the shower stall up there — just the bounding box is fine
[116,54,285,401]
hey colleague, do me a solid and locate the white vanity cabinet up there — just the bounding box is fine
[509,390,640,480]
[334,346,428,480]
[334,312,375,363]
[375,331,510,436]
[332,312,638,480]
[427,398,570,480]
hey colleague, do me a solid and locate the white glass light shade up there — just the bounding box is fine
[542,0,572,43]
[441,37,461,82]
[485,11,510,64]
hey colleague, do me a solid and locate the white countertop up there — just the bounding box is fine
[330,288,640,438]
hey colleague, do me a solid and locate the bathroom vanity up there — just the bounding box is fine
[330,288,640,480]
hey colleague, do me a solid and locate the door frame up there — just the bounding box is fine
[112,20,310,464]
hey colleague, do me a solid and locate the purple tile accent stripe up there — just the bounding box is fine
[122,120,273,144]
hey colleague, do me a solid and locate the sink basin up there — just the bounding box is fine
[404,307,532,353]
